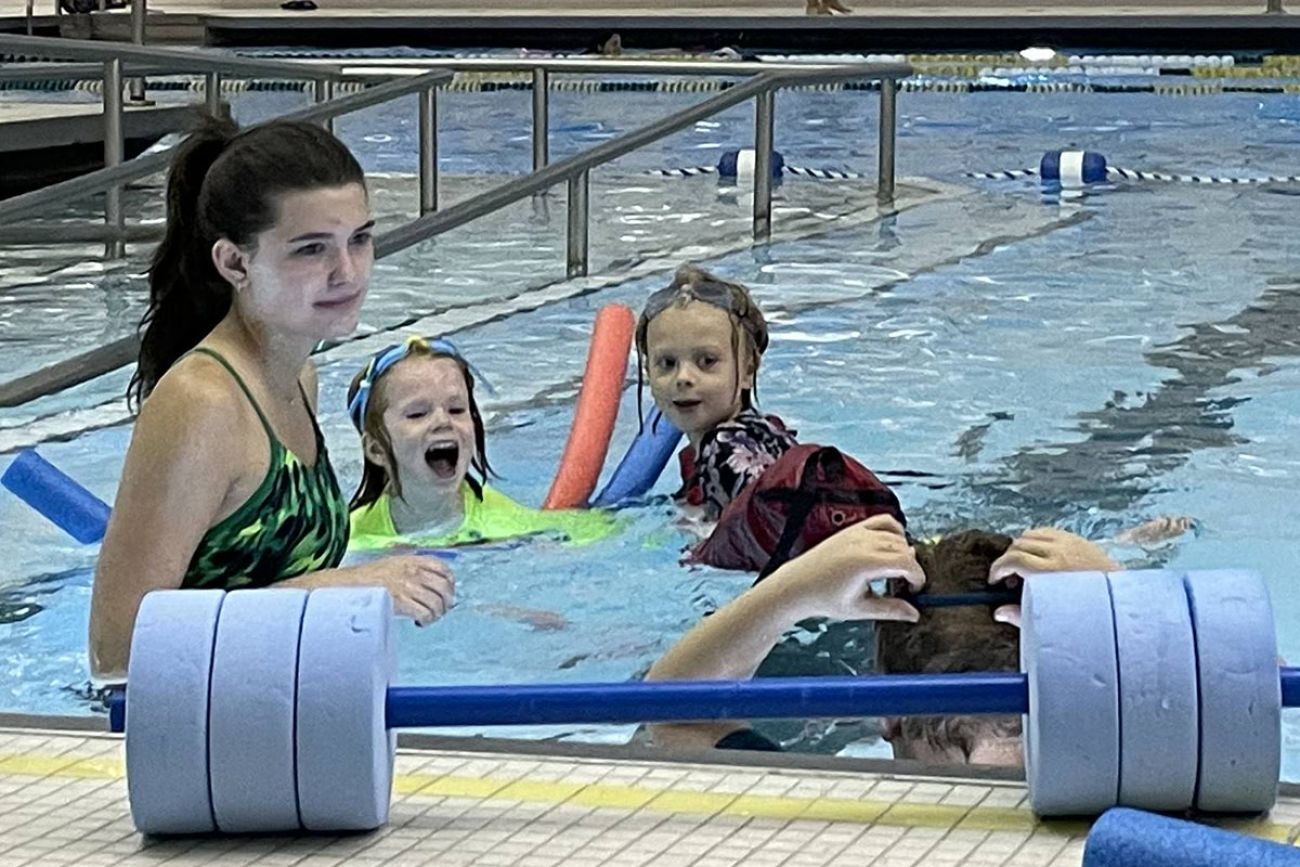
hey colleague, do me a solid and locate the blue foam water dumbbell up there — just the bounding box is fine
[1184,570,1281,812]
[1021,571,1120,815]
[125,590,225,834]
[208,589,308,832]
[1107,570,1198,810]
[114,570,1298,835]
[1022,568,1282,815]
[125,588,395,835]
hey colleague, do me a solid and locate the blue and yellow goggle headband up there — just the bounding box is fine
[347,335,494,432]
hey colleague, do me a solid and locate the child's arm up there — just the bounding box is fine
[475,604,570,632]
[1112,516,1196,547]
[986,528,1119,628]
[987,519,1196,627]
[646,515,925,751]
[988,527,1118,583]
[990,520,1195,586]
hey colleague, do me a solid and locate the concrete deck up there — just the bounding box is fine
[0,101,186,150]
[1,0,1296,52]
[0,100,187,197]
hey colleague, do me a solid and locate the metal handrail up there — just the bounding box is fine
[0,61,172,81]
[127,0,145,102]
[375,63,909,260]
[0,33,354,80]
[0,61,904,410]
[0,66,452,226]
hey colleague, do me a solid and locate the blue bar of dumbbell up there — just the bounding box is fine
[106,668,1300,734]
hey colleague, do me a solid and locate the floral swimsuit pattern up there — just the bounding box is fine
[676,409,798,520]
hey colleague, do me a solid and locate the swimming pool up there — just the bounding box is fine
[2,67,1299,771]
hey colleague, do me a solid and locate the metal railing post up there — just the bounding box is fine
[103,58,125,259]
[1266,0,1284,12]
[205,71,222,114]
[532,68,549,171]
[418,86,438,215]
[752,89,775,242]
[566,170,589,278]
[877,77,898,204]
[127,0,147,103]
[312,79,335,133]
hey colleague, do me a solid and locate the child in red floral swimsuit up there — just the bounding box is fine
[635,264,797,522]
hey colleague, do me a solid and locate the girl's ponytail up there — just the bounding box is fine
[129,111,238,407]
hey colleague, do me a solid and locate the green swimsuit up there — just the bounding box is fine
[180,348,349,590]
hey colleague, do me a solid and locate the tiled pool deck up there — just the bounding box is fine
[2,724,1298,867]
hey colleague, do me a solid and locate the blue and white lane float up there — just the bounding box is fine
[652,147,1300,187]
[968,149,1300,186]
[648,148,868,181]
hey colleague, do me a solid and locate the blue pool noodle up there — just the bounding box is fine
[2,449,110,544]
[2,410,674,548]
[591,409,682,508]
[1083,808,1300,867]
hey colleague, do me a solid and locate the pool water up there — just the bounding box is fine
[2,75,1300,769]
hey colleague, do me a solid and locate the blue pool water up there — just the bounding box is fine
[2,73,1300,767]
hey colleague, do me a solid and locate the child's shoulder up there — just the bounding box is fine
[703,409,797,451]
[348,494,397,547]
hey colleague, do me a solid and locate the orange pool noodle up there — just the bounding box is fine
[542,304,635,510]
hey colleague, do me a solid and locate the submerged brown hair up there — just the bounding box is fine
[876,530,1023,759]
[346,348,494,510]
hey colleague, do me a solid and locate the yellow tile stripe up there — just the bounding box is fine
[2,749,1299,843]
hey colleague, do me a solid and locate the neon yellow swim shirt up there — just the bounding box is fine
[348,483,617,551]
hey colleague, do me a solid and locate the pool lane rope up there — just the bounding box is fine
[647,148,869,182]
[967,150,1300,186]
[653,148,1300,187]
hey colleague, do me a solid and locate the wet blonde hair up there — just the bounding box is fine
[634,264,770,426]
[346,347,493,510]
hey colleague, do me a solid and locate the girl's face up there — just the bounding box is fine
[226,183,374,344]
[644,301,754,446]
[366,356,477,498]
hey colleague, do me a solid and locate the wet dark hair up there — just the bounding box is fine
[876,530,1023,759]
[128,110,367,407]
[634,263,769,430]
[346,349,494,511]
